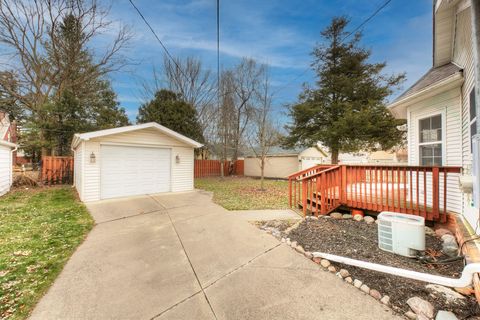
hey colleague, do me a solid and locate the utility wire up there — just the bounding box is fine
[340,0,392,42]
[128,0,190,82]
[271,0,393,97]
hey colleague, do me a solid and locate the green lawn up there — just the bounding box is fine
[195,177,289,210]
[0,187,94,320]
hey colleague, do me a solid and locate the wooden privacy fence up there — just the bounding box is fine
[41,156,74,185]
[194,159,244,178]
[289,164,462,222]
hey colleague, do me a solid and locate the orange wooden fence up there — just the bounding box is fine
[194,159,244,178]
[288,164,462,222]
[41,156,74,185]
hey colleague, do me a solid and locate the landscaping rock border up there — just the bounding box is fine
[256,215,471,320]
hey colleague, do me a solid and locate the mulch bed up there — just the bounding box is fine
[287,217,479,319]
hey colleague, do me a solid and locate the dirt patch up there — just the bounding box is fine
[287,218,479,319]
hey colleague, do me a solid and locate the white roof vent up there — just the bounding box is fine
[377,212,425,257]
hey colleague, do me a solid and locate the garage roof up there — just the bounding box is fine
[72,122,203,149]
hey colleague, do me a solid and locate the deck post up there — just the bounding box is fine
[302,179,308,216]
[340,165,347,204]
[432,167,440,219]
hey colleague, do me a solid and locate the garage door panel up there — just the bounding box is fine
[100,145,171,199]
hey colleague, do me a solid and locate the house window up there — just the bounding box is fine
[470,87,477,151]
[419,114,442,166]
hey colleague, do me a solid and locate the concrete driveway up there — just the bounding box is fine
[30,191,400,320]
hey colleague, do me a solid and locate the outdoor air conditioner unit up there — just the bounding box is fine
[377,212,425,257]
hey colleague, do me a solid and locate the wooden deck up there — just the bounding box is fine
[289,165,462,222]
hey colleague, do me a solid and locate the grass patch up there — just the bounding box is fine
[0,187,94,320]
[195,177,289,210]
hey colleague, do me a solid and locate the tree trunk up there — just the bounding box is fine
[260,157,265,191]
[331,148,339,164]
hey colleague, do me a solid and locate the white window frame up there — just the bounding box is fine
[417,112,445,166]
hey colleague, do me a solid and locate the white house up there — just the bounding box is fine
[389,0,478,231]
[71,122,203,202]
[0,140,16,196]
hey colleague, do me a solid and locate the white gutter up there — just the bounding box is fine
[388,72,464,119]
[313,252,480,288]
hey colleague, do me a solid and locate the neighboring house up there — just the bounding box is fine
[0,111,17,195]
[71,122,203,202]
[244,145,329,179]
[0,140,16,196]
[389,0,478,231]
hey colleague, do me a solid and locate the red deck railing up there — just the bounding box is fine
[288,164,462,222]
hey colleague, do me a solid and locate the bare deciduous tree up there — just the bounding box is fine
[248,66,281,190]
[229,58,264,161]
[0,0,131,155]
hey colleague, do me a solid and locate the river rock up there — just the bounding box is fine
[290,241,297,248]
[435,310,458,320]
[353,279,363,288]
[425,226,435,236]
[369,289,381,300]
[342,214,352,219]
[304,251,313,259]
[435,228,453,237]
[360,284,370,294]
[406,296,434,319]
[330,212,343,219]
[364,216,375,224]
[404,311,417,319]
[441,234,457,244]
[426,284,466,303]
[320,259,331,268]
[344,277,353,284]
[442,242,459,257]
[380,295,390,305]
[353,214,363,222]
[327,265,336,273]
[338,269,350,278]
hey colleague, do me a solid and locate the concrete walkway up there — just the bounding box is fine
[30,191,400,320]
[229,209,302,221]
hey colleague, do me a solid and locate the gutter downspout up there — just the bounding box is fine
[313,252,480,288]
[10,145,17,188]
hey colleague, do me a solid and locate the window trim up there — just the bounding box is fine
[416,111,446,166]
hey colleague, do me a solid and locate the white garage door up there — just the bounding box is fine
[100,145,171,199]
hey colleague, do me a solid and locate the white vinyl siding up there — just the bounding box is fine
[76,127,196,202]
[453,6,479,229]
[454,8,475,172]
[171,147,194,192]
[407,88,463,214]
[0,145,12,196]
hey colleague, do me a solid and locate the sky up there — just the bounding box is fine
[33,0,438,123]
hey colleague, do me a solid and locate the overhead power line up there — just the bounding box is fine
[341,0,393,42]
[128,0,189,81]
[272,0,394,97]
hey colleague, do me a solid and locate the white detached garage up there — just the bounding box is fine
[71,122,203,202]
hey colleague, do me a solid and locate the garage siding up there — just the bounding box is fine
[0,145,12,196]
[171,147,194,192]
[78,128,196,202]
[74,142,84,200]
